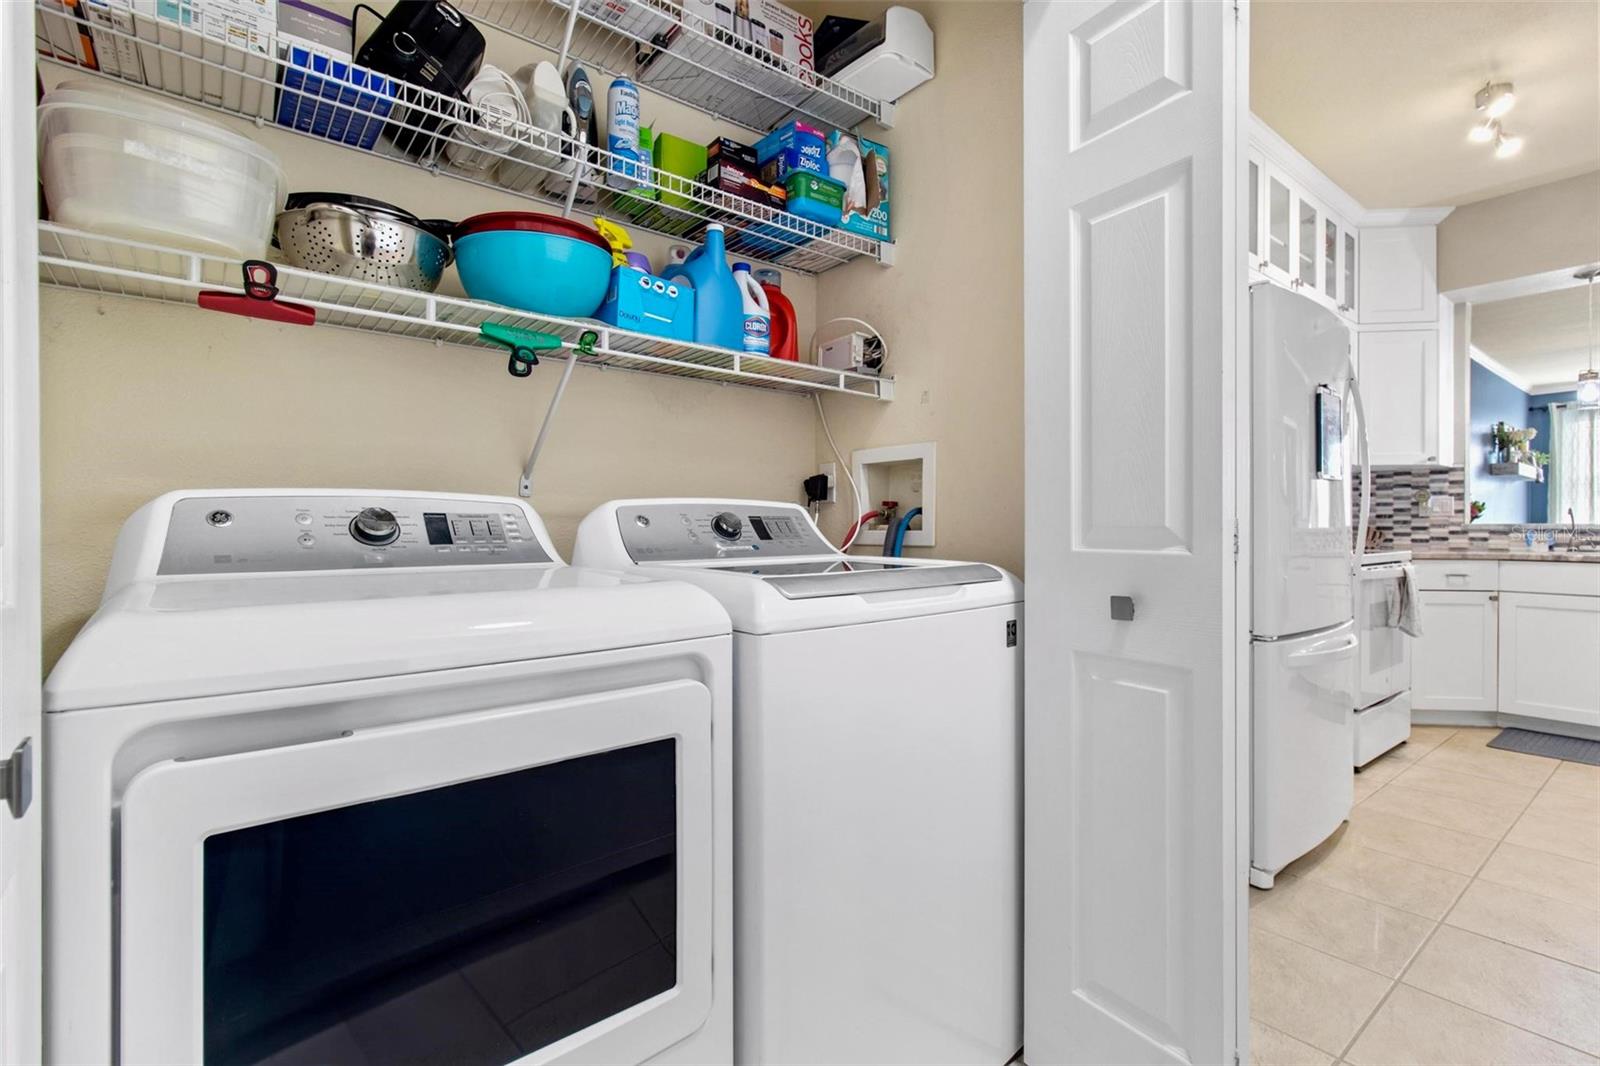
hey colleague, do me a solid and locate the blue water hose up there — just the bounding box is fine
[886,507,923,557]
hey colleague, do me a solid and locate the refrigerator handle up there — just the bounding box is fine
[1347,376,1372,573]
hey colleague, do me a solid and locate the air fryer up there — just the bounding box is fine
[354,1,486,159]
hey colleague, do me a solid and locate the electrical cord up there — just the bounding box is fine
[811,317,888,552]
[815,393,866,551]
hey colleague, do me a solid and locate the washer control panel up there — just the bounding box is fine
[158,494,552,575]
[616,502,831,562]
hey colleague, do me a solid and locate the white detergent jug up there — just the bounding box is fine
[732,262,771,355]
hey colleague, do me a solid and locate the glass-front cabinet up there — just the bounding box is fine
[1296,197,1319,290]
[1246,151,1358,320]
[1267,169,1293,279]
[1343,230,1358,316]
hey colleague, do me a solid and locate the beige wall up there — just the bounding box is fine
[39,1,1027,669]
[807,1,1024,577]
[39,16,828,669]
[1438,170,1600,293]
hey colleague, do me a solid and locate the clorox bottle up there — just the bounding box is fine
[663,223,744,350]
[732,263,771,355]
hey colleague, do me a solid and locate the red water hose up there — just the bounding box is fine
[841,510,879,552]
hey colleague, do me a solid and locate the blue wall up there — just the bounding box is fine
[1528,389,1579,523]
[1469,360,1534,524]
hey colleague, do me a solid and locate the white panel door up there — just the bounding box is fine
[1357,329,1440,465]
[1357,226,1437,324]
[1411,590,1498,712]
[1023,1,1244,1063]
[0,4,43,1064]
[1498,592,1600,728]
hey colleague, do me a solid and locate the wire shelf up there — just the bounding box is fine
[455,0,886,134]
[37,224,893,401]
[33,0,889,275]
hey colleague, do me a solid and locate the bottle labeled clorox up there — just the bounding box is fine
[732,262,771,355]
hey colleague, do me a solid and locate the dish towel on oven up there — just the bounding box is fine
[1386,562,1423,637]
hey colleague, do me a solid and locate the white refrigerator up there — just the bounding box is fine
[1250,284,1369,890]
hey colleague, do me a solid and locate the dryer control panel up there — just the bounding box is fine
[616,502,833,562]
[156,494,553,575]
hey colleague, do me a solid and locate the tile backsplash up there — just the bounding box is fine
[1355,466,1518,552]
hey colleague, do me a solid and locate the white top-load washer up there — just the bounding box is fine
[573,499,1022,1066]
[44,490,733,1066]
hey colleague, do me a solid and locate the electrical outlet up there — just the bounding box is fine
[1429,494,1456,517]
[820,463,838,504]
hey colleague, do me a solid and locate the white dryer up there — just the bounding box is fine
[44,490,733,1066]
[573,499,1023,1066]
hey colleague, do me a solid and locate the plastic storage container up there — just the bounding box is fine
[38,81,288,258]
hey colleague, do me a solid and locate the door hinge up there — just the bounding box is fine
[1233,518,1240,559]
[0,737,33,819]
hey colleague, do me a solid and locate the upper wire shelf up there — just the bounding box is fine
[33,0,889,275]
[36,223,894,401]
[456,0,888,134]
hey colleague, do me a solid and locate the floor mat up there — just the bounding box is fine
[1487,727,1600,766]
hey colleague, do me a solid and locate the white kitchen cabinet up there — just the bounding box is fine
[1246,156,1353,319]
[1412,589,1499,712]
[1498,591,1600,728]
[1358,328,1442,465]
[1357,226,1437,325]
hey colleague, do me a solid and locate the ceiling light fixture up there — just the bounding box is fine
[1578,267,1600,408]
[1494,129,1524,159]
[1468,82,1524,158]
[1475,81,1516,118]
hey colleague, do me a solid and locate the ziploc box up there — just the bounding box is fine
[826,129,889,242]
[755,120,825,185]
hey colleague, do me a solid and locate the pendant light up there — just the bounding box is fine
[1579,267,1600,408]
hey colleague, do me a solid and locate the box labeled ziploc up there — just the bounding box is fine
[756,120,825,185]
[826,130,889,242]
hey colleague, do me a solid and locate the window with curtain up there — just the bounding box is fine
[1549,402,1600,524]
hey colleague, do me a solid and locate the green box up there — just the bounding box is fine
[653,131,708,212]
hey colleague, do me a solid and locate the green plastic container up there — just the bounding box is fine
[784,171,845,229]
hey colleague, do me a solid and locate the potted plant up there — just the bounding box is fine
[1470,500,1487,522]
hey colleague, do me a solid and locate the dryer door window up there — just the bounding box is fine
[117,682,715,1066]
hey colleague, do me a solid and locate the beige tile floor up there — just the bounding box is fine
[1250,726,1600,1066]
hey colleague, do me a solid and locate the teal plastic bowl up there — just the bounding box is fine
[453,212,613,319]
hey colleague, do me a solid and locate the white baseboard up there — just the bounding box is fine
[1412,708,1600,741]
[1412,709,1497,727]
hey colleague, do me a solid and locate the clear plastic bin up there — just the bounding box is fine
[38,82,288,258]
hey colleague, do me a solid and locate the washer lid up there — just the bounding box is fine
[44,566,729,713]
[717,560,1002,599]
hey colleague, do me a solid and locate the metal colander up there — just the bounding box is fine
[274,196,453,292]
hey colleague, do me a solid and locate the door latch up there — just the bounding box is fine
[1110,596,1136,621]
[0,737,33,819]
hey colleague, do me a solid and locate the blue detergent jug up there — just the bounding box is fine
[663,223,744,350]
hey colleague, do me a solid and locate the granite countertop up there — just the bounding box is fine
[1408,548,1600,564]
